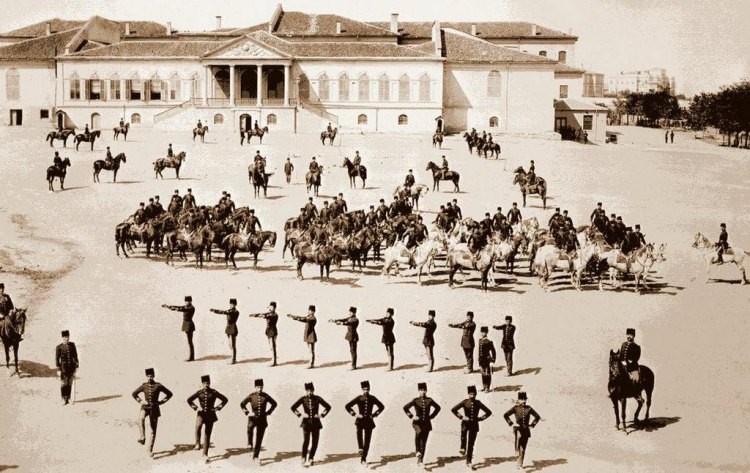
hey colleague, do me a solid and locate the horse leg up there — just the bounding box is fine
[113,169,118,183]
[60,175,65,190]
[231,250,238,269]
[13,342,19,374]
[176,167,180,179]
[612,398,621,430]
[254,251,259,268]
[3,343,9,368]
[633,396,644,425]
[621,399,627,430]
[522,191,526,207]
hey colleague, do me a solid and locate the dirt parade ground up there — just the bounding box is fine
[1,124,749,473]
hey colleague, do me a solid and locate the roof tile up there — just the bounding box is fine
[441,29,557,64]
[0,28,79,60]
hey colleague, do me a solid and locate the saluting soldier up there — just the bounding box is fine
[187,375,229,463]
[248,301,279,366]
[210,298,240,364]
[477,327,496,392]
[132,367,173,456]
[161,296,196,362]
[182,188,196,209]
[0,283,15,317]
[345,380,385,467]
[240,378,278,463]
[287,305,318,368]
[507,202,522,226]
[448,311,476,373]
[452,385,492,470]
[403,382,441,469]
[366,307,396,371]
[291,382,331,467]
[55,329,79,405]
[620,328,641,384]
[493,316,516,376]
[503,391,541,470]
[410,310,437,372]
[330,306,359,370]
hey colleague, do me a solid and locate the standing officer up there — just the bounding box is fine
[410,310,437,372]
[284,157,294,184]
[345,380,385,467]
[55,329,79,405]
[0,283,14,317]
[477,327,496,392]
[330,306,359,370]
[162,296,196,362]
[248,301,279,366]
[287,305,318,368]
[403,382,441,469]
[507,202,522,226]
[240,378,277,463]
[620,328,641,384]
[291,382,331,467]
[503,392,541,470]
[451,386,492,469]
[493,315,516,376]
[187,375,229,463]
[366,307,396,370]
[448,311,476,373]
[132,367,173,456]
[210,298,239,365]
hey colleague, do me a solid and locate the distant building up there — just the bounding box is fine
[606,68,673,95]
[582,72,604,97]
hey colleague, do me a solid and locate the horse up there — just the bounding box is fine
[154,151,187,179]
[382,235,446,284]
[113,123,130,140]
[479,141,501,159]
[115,221,134,257]
[74,130,101,151]
[320,128,337,146]
[93,153,126,183]
[692,232,749,284]
[462,132,476,154]
[446,243,497,291]
[165,224,215,268]
[432,132,443,149]
[306,167,322,196]
[342,157,367,188]
[193,125,209,142]
[532,243,600,291]
[512,166,547,209]
[46,129,75,148]
[599,243,666,293]
[223,231,277,268]
[0,308,27,375]
[241,126,269,145]
[248,164,272,198]
[425,161,460,192]
[294,241,340,280]
[47,157,72,191]
[394,184,429,210]
[609,349,655,431]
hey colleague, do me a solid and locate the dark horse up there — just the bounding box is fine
[432,131,444,149]
[154,151,187,179]
[113,123,130,140]
[241,126,269,145]
[513,166,547,209]
[248,163,272,198]
[306,166,322,196]
[47,157,72,191]
[295,241,340,280]
[462,132,476,154]
[74,130,101,151]
[193,125,209,142]
[320,128,337,146]
[1,308,27,375]
[425,161,460,192]
[93,152,127,183]
[609,350,655,431]
[342,157,367,188]
[46,129,75,148]
[223,231,277,268]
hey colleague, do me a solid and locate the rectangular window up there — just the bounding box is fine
[40,109,49,119]
[90,80,101,100]
[130,80,142,100]
[110,80,121,100]
[378,79,390,101]
[583,115,593,130]
[559,85,568,99]
[149,80,162,100]
[70,80,81,100]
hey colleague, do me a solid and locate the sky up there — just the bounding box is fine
[2,0,748,95]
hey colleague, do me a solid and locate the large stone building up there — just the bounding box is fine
[1,5,596,136]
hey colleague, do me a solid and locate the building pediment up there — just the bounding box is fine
[203,36,290,59]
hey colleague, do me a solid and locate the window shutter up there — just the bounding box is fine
[144,80,150,101]
[125,80,131,100]
[85,80,90,100]
[101,80,107,101]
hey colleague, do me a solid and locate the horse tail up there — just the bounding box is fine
[221,234,232,250]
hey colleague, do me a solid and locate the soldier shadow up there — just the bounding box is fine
[263,450,299,465]
[527,458,568,471]
[370,452,414,469]
[104,180,143,185]
[316,452,360,465]
[474,456,515,469]
[18,360,58,378]
[277,359,309,367]
[321,277,362,288]
[393,363,427,371]
[425,455,463,469]
[629,416,681,433]
[359,362,389,369]
[317,360,350,369]
[434,364,465,373]
[76,394,122,403]
[213,447,252,461]
[514,367,542,376]
[492,385,522,392]
[152,443,196,460]
[0,466,19,472]
[194,354,231,362]
[236,357,272,365]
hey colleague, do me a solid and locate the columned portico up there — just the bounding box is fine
[229,65,235,106]
[256,65,263,107]
[284,64,290,106]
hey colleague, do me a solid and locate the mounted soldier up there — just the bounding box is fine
[105,146,113,166]
[564,227,580,270]
[376,199,389,222]
[53,151,62,168]
[404,169,416,191]
[167,143,174,158]
[196,119,203,129]
[84,124,91,141]
[492,207,506,231]
[619,328,641,384]
[353,150,362,174]
[133,202,146,225]
[440,155,449,180]
[119,117,125,128]
[304,197,318,223]
[716,223,729,264]
[182,188,196,210]
[326,122,333,134]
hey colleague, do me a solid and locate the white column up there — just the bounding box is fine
[229,65,235,106]
[284,64,290,106]
[256,64,263,106]
[203,66,209,106]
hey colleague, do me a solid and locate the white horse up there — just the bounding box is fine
[532,243,600,291]
[599,243,666,292]
[382,233,446,284]
[692,232,748,284]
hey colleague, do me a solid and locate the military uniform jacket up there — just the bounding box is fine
[507,208,522,224]
[413,319,437,347]
[284,162,294,174]
[259,312,279,337]
[620,341,641,370]
[495,323,516,351]
[132,381,173,418]
[0,293,14,316]
[240,392,278,428]
[719,230,729,249]
[451,398,492,432]
[477,338,497,366]
[449,321,476,348]
[404,174,416,187]
[292,395,331,431]
[214,308,239,335]
[454,206,463,220]
[187,387,228,423]
[370,317,395,345]
[169,305,196,332]
[339,316,359,342]
[403,397,441,432]
[345,394,385,429]
[182,195,196,209]
[55,342,79,375]
[504,404,540,437]
[290,315,317,343]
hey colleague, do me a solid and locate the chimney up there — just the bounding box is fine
[215,16,222,30]
[125,22,131,36]
[390,13,398,34]
[336,21,342,34]
[45,22,52,36]
[432,21,442,56]
[166,22,172,35]
[531,24,537,35]
[471,24,477,36]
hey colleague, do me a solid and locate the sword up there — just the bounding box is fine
[71,374,77,404]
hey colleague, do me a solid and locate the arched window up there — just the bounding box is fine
[69,72,81,100]
[487,70,501,97]
[110,73,121,100]
[338,73,350,101]
[357,114,368,125]
[489,116,499,127]
[89,73,101,100]
[267,113,277,125]
[214,113,224,125]
[398,74,410,102]
[379,74,390,101]
[128,73,142,101]
[419,74,431,102]
[558,51,567,63]
[6,68,20,100]
[318,73,329,101]
[298,74,310,100]
[169,73,180,100]
[131,113,141,124]
[358,73,370,101]
[191,73,201,100]
[398,114,408,125]
[539,50,547,57]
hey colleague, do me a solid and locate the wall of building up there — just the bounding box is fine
[555,74,583,100]
[0,63,56,127]
[495,40,576,66]
[555,109,607,142]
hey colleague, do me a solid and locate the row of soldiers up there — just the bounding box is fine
[589,202,647,253]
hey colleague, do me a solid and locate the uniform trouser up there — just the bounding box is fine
[60,372,74,400]
[138,409,159,451]
[186,331,195,361]
[385,344,394,370]
[308,343,316,367]
[268,336,277,365]
[463,347,474,372]
[504,349,514,375]
[286,173,291,184]
[424,345,434,371]
[414,427,430,459]
[460,423,478,463]
[514,429,530,466]
[195,416,215,456]
[356,426,373,462]
[479,363,492,389]
[302,429,320,460]
[227,334,237,362]
[247,423,266,458]
[349,341,358,368]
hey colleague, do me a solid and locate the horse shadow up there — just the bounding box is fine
[59,186,87,192]
[236,357,272,365]
[370,452,414,469]
[262,196,285,200]
[263,450,299,465]
[629,417,681,433]
[76,394,122,403]
[492,385,522,392]
[104,180,142,185]
[316,360,350,369]
[152,444,196,460]
[254,265,299,273]
[393,363,426,371]
[359,362,388,370]
[514,367,542,376]
[474,456,515,469]
[277,359,308,367]
[18,360,58,378]
[194,354,230,362]
[321,277,362,288]
[434,364,465,373]
[425,455,464,469]
[527,458,568,471]
[315,452,360,465]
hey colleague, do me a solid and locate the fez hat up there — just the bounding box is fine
[518,392,527,400]
[409,169,413,172]
[485,213,490,217]
[188,188,192,192]
[230,298,237,305]
[635,224,641,230]
[506,315,513,322]
[626,227,633,232]
[370,205,374,209]
[563,210,568,214]
[139,202,145,206]
[380,199,384,203]
[428,310,435,316]
[597,202,602,206]
[61,330,70,337]
[250,209,255,213]
[721,223,726,227]
[0,283,4,289]
[555,207,560,212]
[467,386,477,395]
[480,326,489,333]
[255,379,264,387]
[308,305,316,312]
[361,380,370,389]
[155,195,160,199]
[626,328,636,336]
[201,375,210,383]
[467,311,474,317]
[309,197,313,201]
[145,368,155,376]
[174,189,179,193]
[417,382,427,390]
[497,207,502,211]
[512,202,517,205]
[350,307,357,314]
[386,308,394,315]
[270,301,277,308]
[148,198,154,202]
[305,382,314,390]
[185,296,192,302]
